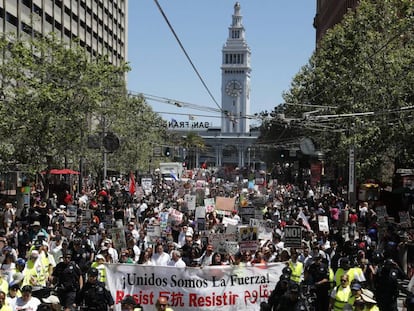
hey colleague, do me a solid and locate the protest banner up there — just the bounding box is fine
[105,263,284,311]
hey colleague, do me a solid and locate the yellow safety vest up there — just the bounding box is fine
[22,259,46,287]
[91,262,107,283]
[0,278,8,294]
[329,267,335,288]
[333,286,352,311]
[289,261,303,284]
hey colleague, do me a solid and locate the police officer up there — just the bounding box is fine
[375,258,406,311]
[76,267,114,311]
[305,254,330,311]
[267,268,296,310]
[52,250,83,311]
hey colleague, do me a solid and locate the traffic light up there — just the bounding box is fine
[164,147,171,157]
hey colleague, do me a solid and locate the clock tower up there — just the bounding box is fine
[221,2,251,134]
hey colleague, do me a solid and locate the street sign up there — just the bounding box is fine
[283,225,302,248]
[153,146,162,157]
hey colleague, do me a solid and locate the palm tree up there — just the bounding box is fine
[181,132,205,169]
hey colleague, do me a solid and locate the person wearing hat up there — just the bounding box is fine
[305,252,330,311]
[22,249,47,287]
[360,289,379,311]
[29,221,49,241]
[121,295,143,311]
[347,281,363,307]
[90,254,107,283]
[267,272,296,310]
[273,283,301,311]
[51,250,83,311]
[155,296,173,311]
[15,285,41,311]
[334,257,353,287]
[75,267,114,311]
[42,294,61,311]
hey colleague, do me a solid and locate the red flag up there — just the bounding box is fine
[129,172,136,195]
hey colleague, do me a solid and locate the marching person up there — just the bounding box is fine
[329,274,352,311]
[14,285,41,311]
[155,296,174,311]
[75,267,114,311]
[51,250,83,311]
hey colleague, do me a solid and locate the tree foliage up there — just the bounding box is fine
[279,0,414,183]
[0,34,166,182]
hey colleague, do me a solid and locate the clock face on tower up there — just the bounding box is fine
[225,80,242,97]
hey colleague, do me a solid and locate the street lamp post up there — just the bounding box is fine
[248,147,251,169]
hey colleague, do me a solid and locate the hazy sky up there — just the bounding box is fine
[127,1,316,127]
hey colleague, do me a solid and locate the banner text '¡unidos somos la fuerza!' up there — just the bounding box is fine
[122,272,270,289]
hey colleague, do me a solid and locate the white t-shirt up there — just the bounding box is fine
[15,296,41,311]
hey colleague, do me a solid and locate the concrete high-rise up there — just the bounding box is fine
[0,0,127,66]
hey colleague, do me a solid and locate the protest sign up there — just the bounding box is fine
[318,216,329,232]
[184,194,196,212]
[204,198,215,213]
[110,227,127,250]
[215,197,236,213]
[283,226,302,248]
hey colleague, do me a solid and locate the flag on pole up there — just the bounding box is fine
[129,171,136,195]
[297,210,311,231]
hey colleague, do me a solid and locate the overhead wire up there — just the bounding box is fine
[152,0,223,114]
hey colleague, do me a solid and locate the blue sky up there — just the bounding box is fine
[127,1,316,127]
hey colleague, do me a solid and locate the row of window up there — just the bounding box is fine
[1,11,124,63]
[231,29,240,39]
[224,53,244,64]
[223,69,246,74]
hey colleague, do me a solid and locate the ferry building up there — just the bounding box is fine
[168,3,259,169]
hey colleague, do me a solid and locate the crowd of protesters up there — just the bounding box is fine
[0,167,412,310]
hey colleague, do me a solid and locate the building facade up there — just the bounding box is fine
[314,0,359,43]
[221,2,251,134]
[169,2,258,169]
[0,0,127,66]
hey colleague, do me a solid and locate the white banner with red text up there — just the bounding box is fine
[105,263,285,311]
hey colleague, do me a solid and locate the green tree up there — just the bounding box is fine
[181,132,205,169]
[279,0,414,183]
[105,94,167,175]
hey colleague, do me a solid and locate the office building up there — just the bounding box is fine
[0,0,127,66]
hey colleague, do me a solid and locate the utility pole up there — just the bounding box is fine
[348,145,356,208]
